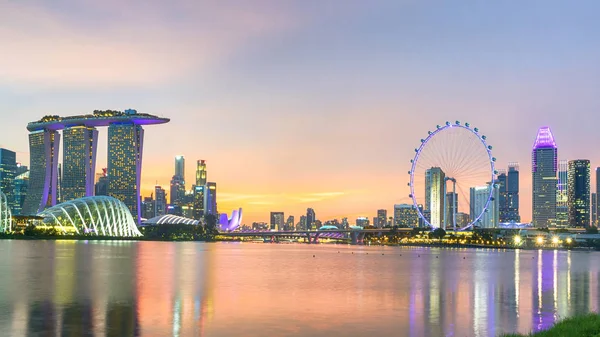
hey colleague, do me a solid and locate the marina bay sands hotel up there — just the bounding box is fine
[22,109,169,223]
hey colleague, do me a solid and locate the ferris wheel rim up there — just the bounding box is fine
[408,122,496,230]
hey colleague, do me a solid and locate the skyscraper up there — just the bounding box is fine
[306,208,316,230]
[95,168,108,196]
[376,209,387,228]
[470,184,499,228]
[205,182,217,215]
[22,130,60,215]
[108,123,144,222]
[506,163,520,222]
[175,156,185,180]
[531,127,557,227]
[62,126,98,202]
[12,170,28,216]
[556,160,569,226]
[497,170,508,221]
[568,160,590,227]
[425,167,445,228]
[0,149,17,212]
[196,160,207,186]
[170,156,186,205]
[193,185,205,220]
[445,192,458,229]
[596,167,600,226]
[270,212,284,231]
[592,193,598,227]
[154,185,167,217]
[285,215,295,231]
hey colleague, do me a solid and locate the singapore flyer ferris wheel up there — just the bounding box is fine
[408,121,497,231]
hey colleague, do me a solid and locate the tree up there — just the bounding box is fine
[204,214,219,240]
[411,227,421,237]
[432,228,446,241]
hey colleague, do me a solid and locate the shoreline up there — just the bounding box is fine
[0,235,596,251]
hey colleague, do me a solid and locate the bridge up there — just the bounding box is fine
[219,228,414,245]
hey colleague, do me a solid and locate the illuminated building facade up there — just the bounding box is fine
[306,208,316,230]
[196,160,207,186]
[596,167,600,226]
[356,217,369,227]
[193,185,205,219]
[22,130,60,215]
[0,148,16,212]
[154,185,167,217]
[170,156,186,205]
[108,123,144,223]
[531,127,557,227]
[12,170,29,215]
[470,184,499,228]
[498,164,521,223]
[62,126,98,202]
[376,209,387,228]
[25,110,169,221]
[270,212,284,231]
[393,204,419,227]
[568,159,590,227]
[556,160,569,226]
[205,182,217,215]
[425,167,445,228]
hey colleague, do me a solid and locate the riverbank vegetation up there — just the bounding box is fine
[501,313,600,336]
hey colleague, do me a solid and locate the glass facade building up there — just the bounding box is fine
[0,148,17,212]
[393,204,419,227]
[531,127,557,227]
[556,160,569,226]
[425,167,445,228]
[108,123,144,223]
[22,130,60,215]
[62,126,98,202]
[568,160,590,227]
[270,212,284,230]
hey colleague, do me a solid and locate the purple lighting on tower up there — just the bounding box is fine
[532,126,557,150]
[219,208,243,231]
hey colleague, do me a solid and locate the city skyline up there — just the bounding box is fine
[2,1,600,224]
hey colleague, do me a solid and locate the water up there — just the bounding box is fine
[0,241,598,337]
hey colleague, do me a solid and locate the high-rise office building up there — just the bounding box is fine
[108,123,144,222]
[356,217,369,227]
[556,160,569,226]
[62,126,98,202]
[568,160,590,227]
[285,215,295,231]
[498,164,521,223]
[531,127,557,227]
[506,163,520,222]
[596,167,600,226]
[12,170,29,216]
[425,167,445,228]
[299,215,307,231]
[306,208,316,230]
[376,209,387,229]
[497,170,508,221]
[154,185,167,217]
[95,168,108,196]
[193,185,205,220]
[0,148,17,212]
[205,182,217,215]
[170,156,186,206]
[270,212,284,231]
[393,204,419,227]
[22,130,60,215]
[470,184,499,228]
[175,155,185,180]
[592,193,598,227]
[142,196,155,220]
[445,192,458,229]
[196,160,207,186]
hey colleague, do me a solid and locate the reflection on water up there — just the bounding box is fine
[0,241,599,336]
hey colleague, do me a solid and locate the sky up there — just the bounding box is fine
[1,0,600,225]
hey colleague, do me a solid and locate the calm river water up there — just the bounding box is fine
[0,240,598,336]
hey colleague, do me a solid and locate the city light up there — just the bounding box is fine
[552,236,559,244]
[513,236,521,244]
[536,236,544,245]
[566,237,573,244]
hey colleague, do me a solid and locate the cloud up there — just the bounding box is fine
[0,1,298,87]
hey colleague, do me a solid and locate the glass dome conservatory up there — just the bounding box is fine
[37,196,142,237]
